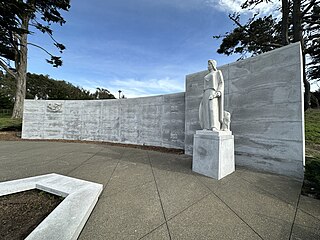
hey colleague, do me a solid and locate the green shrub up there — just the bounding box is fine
[0,116,22,131]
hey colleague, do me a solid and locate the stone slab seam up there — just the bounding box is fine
[193,175,264,240]
[138,222,168,240]
[298,208,320,221]
[66,148,105,176]
[288,193,302,239]
[138,192,211,240]
[147,151,173,240]
[100,150,126,196]
[238,174,302,207]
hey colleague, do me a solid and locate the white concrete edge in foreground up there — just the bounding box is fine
[0,173,103,240]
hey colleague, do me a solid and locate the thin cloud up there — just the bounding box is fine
[208,0,280,15]
[139,0,209,11]
[109,77,185,98]
[77,77,185,99]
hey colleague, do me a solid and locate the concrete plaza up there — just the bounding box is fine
[0,141,319,239]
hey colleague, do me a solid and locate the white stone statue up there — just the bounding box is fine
[199,60,230,131]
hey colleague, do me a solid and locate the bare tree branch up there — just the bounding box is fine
[0,58,16,78]
[30,19,65,52]
[229,14,247,31]
[27,42,54,57]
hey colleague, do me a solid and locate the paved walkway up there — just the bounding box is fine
[1,141,319,240]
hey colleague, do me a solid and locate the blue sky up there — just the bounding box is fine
[27,0,277,98]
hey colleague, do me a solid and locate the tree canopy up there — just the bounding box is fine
[214,0,320,104]
[0,0,70,68]
[214,14,282,57]
[0,0,71,118]
[0,72,116,109]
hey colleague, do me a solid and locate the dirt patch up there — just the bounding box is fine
[0,132,21,141]
[0,189,63,240]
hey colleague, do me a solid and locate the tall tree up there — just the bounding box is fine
[92,88,116,100]
[0,0,70,118]
[24,73,95,100]
[1,72,116,104]
[214,0,320,110]
[282,0,290,45]
[304,1,320,83]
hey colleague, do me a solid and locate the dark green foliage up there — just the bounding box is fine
[313,90,320,103]
[0,115,22,131]
[0,72,115,108]
[0,71,15,109]
[1,0,71,118]
[0,0,70,66]
[215,15,282,58]
[0,0,28,61]
[214,1,320,85]
[310,92,319,108]
[91,88,116,100]
[305,160,320,186]
[304,4,320,83]
[307,40,320,83]
[0,92,13,109]
[304,159,320,198]
[24,73,93,100]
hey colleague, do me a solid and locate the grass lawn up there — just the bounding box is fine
[305,109,320,144]
[304,109,320,199]
[0,114,22,131]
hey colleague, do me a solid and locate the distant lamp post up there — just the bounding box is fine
[118,90,122,99]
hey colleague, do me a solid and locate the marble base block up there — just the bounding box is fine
[192,130,235,180]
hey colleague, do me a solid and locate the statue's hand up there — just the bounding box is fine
[215,91,221,97]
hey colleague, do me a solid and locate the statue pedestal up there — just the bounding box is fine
[192,130,235,180]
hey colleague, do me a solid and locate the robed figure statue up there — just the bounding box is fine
[199,60,225,131]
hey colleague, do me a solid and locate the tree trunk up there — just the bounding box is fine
[293,0,310,110]
[293,0,302,42]
[281,0,289,45]
[11,18,28,119]
[303,54,311,110]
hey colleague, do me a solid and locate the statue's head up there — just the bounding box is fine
[208,60,217,71]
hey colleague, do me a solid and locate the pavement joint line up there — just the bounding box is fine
[77,150,124,238]
[194,175,265,240]
[147,151,172,240]
[165,192,211,222]
[101,150,125,194]
[0,150,82,182]
[3,150,68,165]
[1,145,68,159]
[9,142,84,154]
[154,169,213,191]
[138,191,211,238]
[289,192,302,240]
[238,174,303,207]
[46,149,93,163]
[138,222,167,240]
[66,147,105,175]
[101,179,155,199]
[9,146,44,154]
[298,208,320,221]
